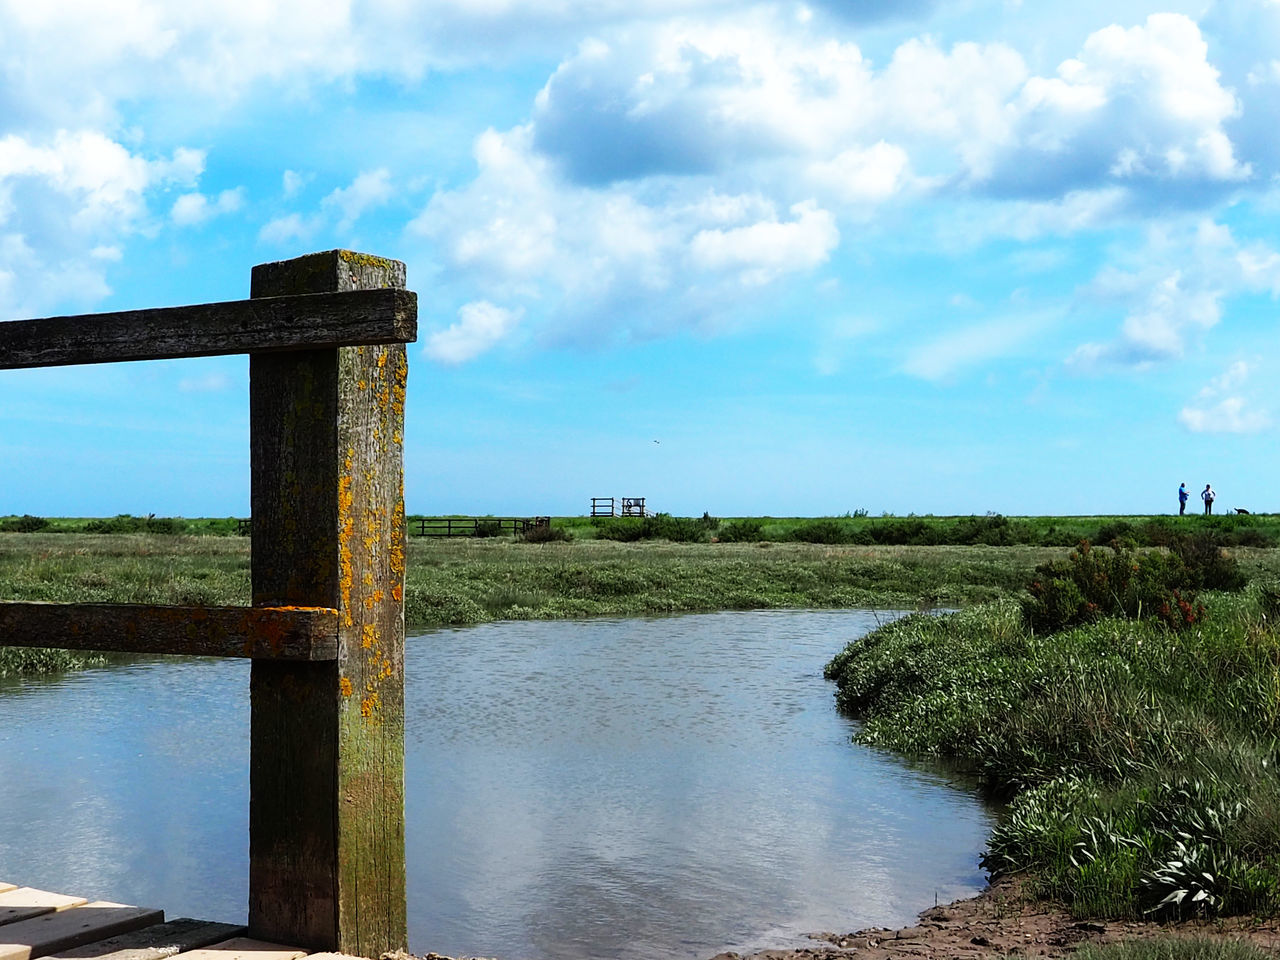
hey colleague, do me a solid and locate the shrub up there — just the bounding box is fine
[522,523,571,543]
[792,519,851,544]
[0,514,49,532]
[1023,541,1205,634]
[83,514,184,534]
[593,518,646,542]
[718,518,766,542]
[1094,520,1136,547]
[1169,532,1248,591]
[644,513,709,542]
[594,513,710,543]
[473,520,504,538]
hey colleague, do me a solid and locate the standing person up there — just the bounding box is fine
[1202,483,1216,516]
[1178,482,1189,516]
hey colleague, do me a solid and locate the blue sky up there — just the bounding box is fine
[2,0,1279,518]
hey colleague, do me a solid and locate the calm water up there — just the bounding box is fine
[0,609,993,960]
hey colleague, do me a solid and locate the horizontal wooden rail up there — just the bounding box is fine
[0,602,338,659]
[0,289,417,370]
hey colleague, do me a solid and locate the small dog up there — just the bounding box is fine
[1235,508,1250,514]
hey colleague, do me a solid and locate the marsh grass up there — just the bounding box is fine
[0,533,1054,620]
[825,587,1280,921]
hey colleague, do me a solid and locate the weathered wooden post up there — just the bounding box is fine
[248,251,408,956]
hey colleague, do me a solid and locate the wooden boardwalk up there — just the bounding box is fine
[0,882,359,960]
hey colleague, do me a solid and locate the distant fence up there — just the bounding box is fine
[410,517,550,538]
[239,516,551,538]
[591,497,647,518]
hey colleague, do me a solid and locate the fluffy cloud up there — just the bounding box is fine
[1179,362,1270,433]
[1069,220,1280,370]
[171,187,244,226]
[986,14,1249,196]
[425,300,523,364]
[532,16,878,183]
[0,131,204,319]
[323,169,393,231]
[411,125,839,347]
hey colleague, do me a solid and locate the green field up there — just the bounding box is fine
[6,511,1280,546]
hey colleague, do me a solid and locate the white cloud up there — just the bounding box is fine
[257,212,319,247]
[425,300,522,364]
[530,14,877,183]
[1180,396,1269,434]
[1199,359,1251,398]
[1069,219,1280,370]
[410,125,842,342]
[322,168,392,230]
[689,200,838,285]
[1179,359,1268,433]
[171,187,244,226]
[0,130,207,319]
[282,170,308,198]
[806,141,913,207]
[902,310,1056,381]
[178,372,234,392]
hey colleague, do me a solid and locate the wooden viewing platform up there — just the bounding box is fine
[0,250,417,958]
[0,881,355,960]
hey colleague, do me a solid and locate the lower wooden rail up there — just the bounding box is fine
[0,603,338,660]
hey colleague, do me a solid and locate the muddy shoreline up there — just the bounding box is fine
[712,879,1280,960]
[406,879,1280,960]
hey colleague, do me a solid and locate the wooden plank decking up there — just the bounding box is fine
[0,885,359,960]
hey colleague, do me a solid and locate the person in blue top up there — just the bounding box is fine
[1178,482,1189,515]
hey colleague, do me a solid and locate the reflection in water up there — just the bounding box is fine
[0,609,993,960]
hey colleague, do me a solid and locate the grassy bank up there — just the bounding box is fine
[0,532,1054,676]
[825,559,1280,921]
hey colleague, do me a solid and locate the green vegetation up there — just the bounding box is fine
[0,514,244,535]
[0,530,1056,677]
[1072,941,1277,960]
[564,512,1280,547]
[825,536,1280,922]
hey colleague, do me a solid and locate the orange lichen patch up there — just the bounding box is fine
[338,447,356,624]
[363,589,385,609]
[391,584,403,602]
[339,676,354,697]
[358,379,368,390]
[362,623,377,649]
[361,693,379,718]
[377,352,387,369]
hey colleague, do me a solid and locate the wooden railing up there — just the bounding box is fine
[410,516,549,537]
[0,249,416,957]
